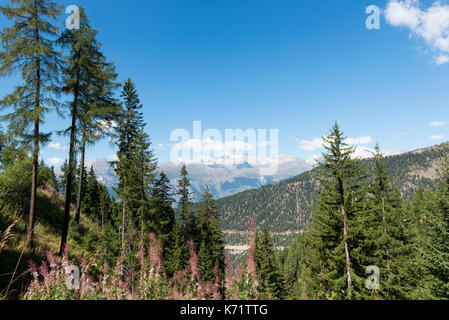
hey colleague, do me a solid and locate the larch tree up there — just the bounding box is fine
[0,0,62,248]
[57,6,119,252]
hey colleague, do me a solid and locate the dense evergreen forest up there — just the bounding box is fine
[218,141,449,247]
[0,0,448,300]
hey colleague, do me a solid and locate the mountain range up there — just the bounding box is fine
[83,142,449,249]
[217,142,449,248]
[85,155,313,201]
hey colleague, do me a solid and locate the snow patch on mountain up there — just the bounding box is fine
[84,156,312,201]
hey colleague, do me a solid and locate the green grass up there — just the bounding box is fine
[0,189,102,299]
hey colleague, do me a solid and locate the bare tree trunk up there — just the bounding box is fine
[27,118,39,249]
[341,204,352,298]
[60,65,81,254]
[27,23,41,249]
[60,108,77,253]
[75,134,86,224]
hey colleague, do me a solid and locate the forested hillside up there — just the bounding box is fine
[219,142,449,247]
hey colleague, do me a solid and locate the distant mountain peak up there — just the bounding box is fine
[86,156,312,201]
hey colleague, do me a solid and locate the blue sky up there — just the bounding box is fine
[1,0,449,167]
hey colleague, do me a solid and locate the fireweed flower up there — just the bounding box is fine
[148,233,163,277]
[188,240,200,283]
[225,255,233,289]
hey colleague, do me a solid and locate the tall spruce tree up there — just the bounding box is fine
[113,78,156,248]
[166,217,189,276]
[58,6,118,252]
[197,187,225,283]
[148,172,176,252]
[98,184,112,231]
[83,167,100,220]
[0,0,62,248]
[308,122,368,299]
[254,228,285,300]
[365,144,414,299]
[177,164,197,241]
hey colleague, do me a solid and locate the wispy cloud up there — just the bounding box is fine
[298,138,323,151]
[298,136,372,151]
[345,136,372,145]
[46,142,67,150]
[429,120,447,127]
[97,120,117,133]
[385,0,449,65]
[46,157,64,166]
[394,132,409,138]
[429,134,445,140]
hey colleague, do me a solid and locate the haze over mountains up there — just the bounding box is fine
[83,145,408,202]
[85,155,313,201]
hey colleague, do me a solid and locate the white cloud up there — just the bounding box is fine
[170,138,273,167]
[385,0,421,29]
[345,136,372,145]
[107,154,118,161]
[306,155,321,165]
[156,143,164,150]
[46,157,64,166]
[298,138,323,151]
[429,134,445,140]
[385,0,449,64]
[298,135,372,151]
[97,120,117,133]
[429,120,447,127]
[46,142,67,150]
[436,54,449,64]
[394,132,409,138]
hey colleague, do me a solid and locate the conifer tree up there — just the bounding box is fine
[197,187,225,283]
[148,172,176,255]
[308,122,368,299]
[59,159,78,204]
[0,127,5,163]
[113,78,156,247]
[177,164,197,241]
[254,228,285,300]
[0,0,62,248]
[58,6,119,252]
[83,167,100,219]
[98,184,112,231]
[421,161,449,299]
[365,144,419,299]
[165,217,189,276]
